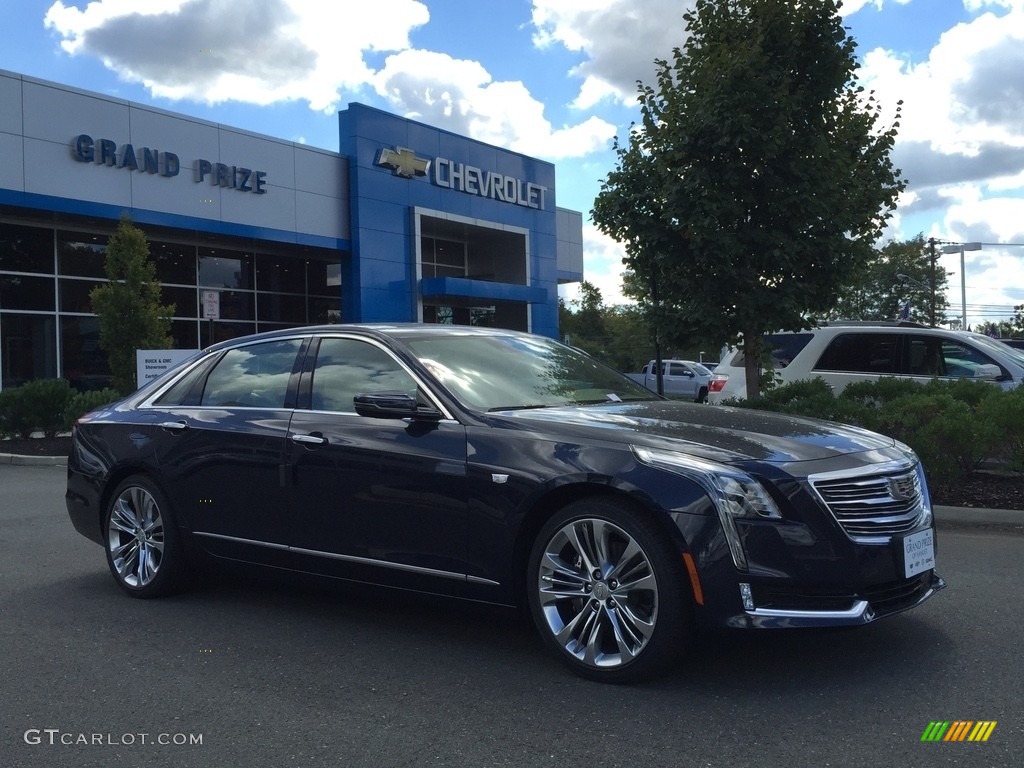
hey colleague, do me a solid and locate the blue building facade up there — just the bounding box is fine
[340,104,575,338]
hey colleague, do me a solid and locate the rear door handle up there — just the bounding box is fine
[159,421,189,432]
[291,433,327,445]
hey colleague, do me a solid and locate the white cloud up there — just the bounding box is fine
[859,4,1024,155]
[44,0,431,112]
[558,224,631,307]
[530,0,695,107]
[371,49,615,159]
[42,0,615,160]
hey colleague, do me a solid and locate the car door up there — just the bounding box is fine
[148,336,306,565]
[286,335,470,590]
[665,362,697,399]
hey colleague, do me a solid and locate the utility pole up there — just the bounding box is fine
[927,237,937,327]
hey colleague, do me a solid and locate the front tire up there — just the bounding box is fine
[104,475,186,598]
[527,497,692,682]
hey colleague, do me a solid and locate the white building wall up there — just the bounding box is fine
[0,70,349,245]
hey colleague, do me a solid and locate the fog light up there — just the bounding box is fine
[739,582,754,611]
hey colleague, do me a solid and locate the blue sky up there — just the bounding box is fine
[3,0,1024,327]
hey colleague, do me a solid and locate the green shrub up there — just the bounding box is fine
[730,376,1013,491]
[737,377,870,425]
[978,386,1024,471]
[0,387,28,438]
[63,388,122,431]
[0,379,75,438]
[870,393,998,491]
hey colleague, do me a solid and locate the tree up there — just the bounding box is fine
[592,0,905,399]
[823,234,951,324]
[90,216,174,394]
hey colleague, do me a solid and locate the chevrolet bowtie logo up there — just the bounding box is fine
[375,146,430,179]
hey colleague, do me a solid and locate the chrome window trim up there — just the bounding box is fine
[136,331,457,422]
[310,332,456,421]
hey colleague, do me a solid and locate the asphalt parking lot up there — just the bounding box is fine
[2,463,1022,768]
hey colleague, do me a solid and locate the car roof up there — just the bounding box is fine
[200,323,537,352]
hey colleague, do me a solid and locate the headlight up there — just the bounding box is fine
[632,446,782,571]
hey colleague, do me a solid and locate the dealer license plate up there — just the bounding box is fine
[902,529,935,578]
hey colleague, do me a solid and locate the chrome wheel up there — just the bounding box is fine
[107,484,165,588]
[536,516,659,670]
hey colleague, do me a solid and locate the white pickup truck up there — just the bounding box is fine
[625,360,727,402]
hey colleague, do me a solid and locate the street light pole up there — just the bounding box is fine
[941,242,982,330]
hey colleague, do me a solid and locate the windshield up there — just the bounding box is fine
[974,335,1024,367]
[401,333,657,411]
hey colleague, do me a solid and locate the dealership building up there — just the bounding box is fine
[0,69,584,390]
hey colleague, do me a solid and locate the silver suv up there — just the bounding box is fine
[716,322,1024,400]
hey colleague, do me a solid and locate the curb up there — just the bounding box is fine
[0,453,67,467]
[933,505,1024,531]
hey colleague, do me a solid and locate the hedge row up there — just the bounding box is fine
[0,379,121,439]
[729,377,1024,493]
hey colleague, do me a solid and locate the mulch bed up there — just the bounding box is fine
[4,436,1022,510]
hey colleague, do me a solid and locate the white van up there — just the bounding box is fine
[715,322,1024,400]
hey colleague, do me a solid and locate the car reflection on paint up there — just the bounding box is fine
[66,324,944,682]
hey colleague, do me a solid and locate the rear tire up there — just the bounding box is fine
[696,387,709,404]
[103,475,187,598]
[527,497,692,682]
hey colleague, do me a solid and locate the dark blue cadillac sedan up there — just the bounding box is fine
[66,324,944,682]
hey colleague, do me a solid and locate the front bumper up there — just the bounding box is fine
[731,570,946,628]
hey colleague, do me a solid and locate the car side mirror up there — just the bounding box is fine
[972,364,1003,381]
[353,391,442,420]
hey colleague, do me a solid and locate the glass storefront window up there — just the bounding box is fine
[60,315,111,391]
[58,231,108,278]
[59,279,102,313]
[200,321,255,347]
[1,314,57,388]
[257,293,307,324]
[308,260,342,296]
[171,319,199,350]
[213,291,254,321]
[309,296,341,324]
[152,241,197,285]
[199,247,253,289]
[256,254,306,294]
[0,274,55,311]
[161,285,197,318]
[0,223,54,274]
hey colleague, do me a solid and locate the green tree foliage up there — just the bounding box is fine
[592,0,905,399]
[559,282,658,371]
[89,217,174,394]
[823,234,951,324]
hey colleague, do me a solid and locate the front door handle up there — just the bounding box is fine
[291,433,327,445]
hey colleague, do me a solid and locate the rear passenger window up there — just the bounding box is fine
[903,337,945,376]
[200,339,303,408]
[730,333,814,369]
[814,333,898,374]
[310,338,417,412]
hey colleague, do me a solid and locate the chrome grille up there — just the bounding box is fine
[810,466,927,540]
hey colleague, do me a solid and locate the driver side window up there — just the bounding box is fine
[310,338,417,413]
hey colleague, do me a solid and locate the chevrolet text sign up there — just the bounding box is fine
[376,146,548,210]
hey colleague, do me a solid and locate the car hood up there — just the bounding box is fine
[490,400,897,466]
